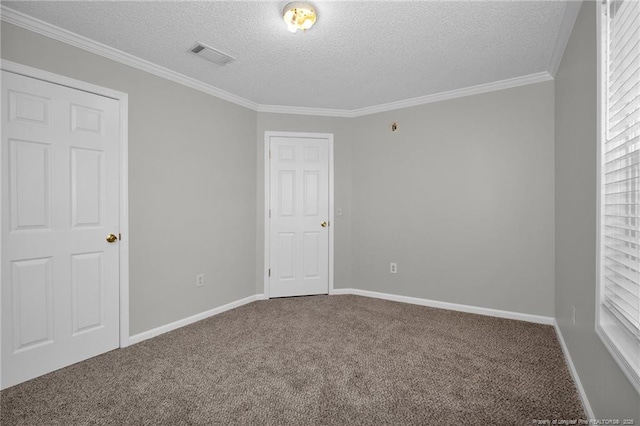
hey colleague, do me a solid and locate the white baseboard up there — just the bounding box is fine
[130,288,553,347]
[553,321,595,420]
[128,294,258,345]
[332,288,555,325]
[127,288,591,420]
[335,288,592,415]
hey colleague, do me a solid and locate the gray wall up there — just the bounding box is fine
[1,23,258,335]
[256,89,558,321]
[255,114,353,294]
[350,82,556,316]
[554,1,640,419]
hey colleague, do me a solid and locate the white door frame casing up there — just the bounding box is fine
[0,60,130,387]
[263,131,334,298]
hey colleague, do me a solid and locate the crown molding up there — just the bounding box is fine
[259,71,553,118]
[548,1,583,77]
[257,104,354,118]
[345,72,554,117]
[2,5,554,119]
[0,6,260,111]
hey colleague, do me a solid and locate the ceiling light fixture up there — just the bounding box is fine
[282,2,317,33]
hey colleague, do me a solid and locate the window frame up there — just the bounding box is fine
[595,0,640,395]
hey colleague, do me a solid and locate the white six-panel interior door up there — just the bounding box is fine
[1,70,122,389]
[267,132,333,298]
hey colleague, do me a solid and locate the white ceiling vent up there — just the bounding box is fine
[189,42,236,66]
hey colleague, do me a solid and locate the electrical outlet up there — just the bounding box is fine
[572,305,576,325]
[390,263,397,274]
[196,273,204,287]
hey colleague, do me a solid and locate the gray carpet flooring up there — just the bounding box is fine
[1,295,584,425]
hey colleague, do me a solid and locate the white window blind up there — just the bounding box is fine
[599,0,640,391]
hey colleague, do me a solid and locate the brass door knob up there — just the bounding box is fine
[106,234,118,243]
[321,221,328,228]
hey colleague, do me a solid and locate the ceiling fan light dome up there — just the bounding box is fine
[282,2,317,33]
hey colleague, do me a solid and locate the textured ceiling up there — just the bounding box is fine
[2,1,567,110]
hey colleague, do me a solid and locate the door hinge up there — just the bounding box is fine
[268,268,271,277]
[269,209,271,218]
[269,150,271,160]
